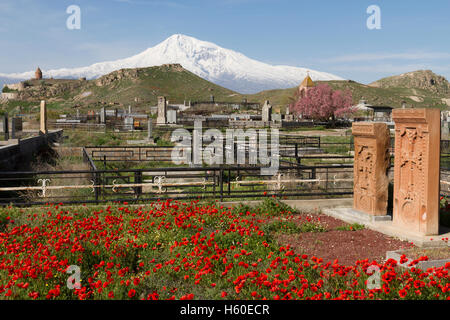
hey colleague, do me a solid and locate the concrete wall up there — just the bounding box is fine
[0,130,63,171]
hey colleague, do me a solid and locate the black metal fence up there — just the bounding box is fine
[0,163,355,206]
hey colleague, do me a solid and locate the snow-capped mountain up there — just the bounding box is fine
[0,34,344,93]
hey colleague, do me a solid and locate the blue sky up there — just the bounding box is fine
[1,0,450,83]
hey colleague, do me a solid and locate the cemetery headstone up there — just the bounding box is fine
[272,114,282,122]
[392,108,440,235]
[40,100,48,135]
[262,100,272,122]
[157,96,167,125]
[352,122,390,216]
[100,107,106,124]
[167,109,177,124]
[2,115,9,140]
[124,116,134,130]
[11,117,22,139]
[147,120,153,140]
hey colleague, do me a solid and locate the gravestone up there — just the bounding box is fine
[124,116,133,130]
[442,121,449,137]
[156,96,167,125]
[2,115,9,140]
[262,100,272,122]
[11,117,22,139]
[167,109,177,124]
[40,100,48,135]
[392,108,440,236]
[272,114,282,122]
[100,107,106,124]
[147,119,153,141]
[352,122,390,216]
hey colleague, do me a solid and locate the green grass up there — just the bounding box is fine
[262,220,301,234]
[335,223,365,231]
[298,221,327,233]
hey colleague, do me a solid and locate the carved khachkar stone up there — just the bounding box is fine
[156,96,167,125]
[262,100,272,122]
[392,108,440,235]
[352,122,390,215]
[40,100,48,135]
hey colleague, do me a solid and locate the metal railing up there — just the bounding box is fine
[0,163,355,206]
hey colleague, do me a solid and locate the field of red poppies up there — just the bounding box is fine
[0,198,448,300]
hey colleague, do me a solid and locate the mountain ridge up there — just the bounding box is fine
[0,34,343,94]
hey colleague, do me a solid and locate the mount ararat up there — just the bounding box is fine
[0,34,343,93]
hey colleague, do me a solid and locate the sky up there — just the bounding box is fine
[1,0,450,84]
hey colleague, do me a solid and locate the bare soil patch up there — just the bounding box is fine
[274,213,414,265]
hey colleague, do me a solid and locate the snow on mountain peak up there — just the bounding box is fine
[0,34,344,93]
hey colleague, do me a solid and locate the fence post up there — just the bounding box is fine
[134,171,142,199]
[219,168,224,202]
[94,171,100,203]
[228,168,231,195]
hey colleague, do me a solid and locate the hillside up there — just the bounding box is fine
[369,70,450,94]
[250,76,450,112]
[1,64,249,113]
[2,67,450,118]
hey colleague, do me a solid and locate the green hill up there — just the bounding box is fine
[2,66,449,118]
[249,76,450,112]
[1,64,248,115]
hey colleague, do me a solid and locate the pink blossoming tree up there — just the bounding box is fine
[290,84,354,124]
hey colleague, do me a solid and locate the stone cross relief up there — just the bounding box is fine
[356,145,373,192]
[399,128,423,201]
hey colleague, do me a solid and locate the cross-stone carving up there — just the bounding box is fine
[392,108,440,236]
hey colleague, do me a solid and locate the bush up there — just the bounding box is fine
[2,86,17,93]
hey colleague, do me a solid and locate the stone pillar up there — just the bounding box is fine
[156,96,167,125]
[12,117,22,139]
[442,121,449,138]
[352,122,390,216]
[40,100,48,135]
[11,118,16,139]
[262,100,272,122]
[100,108,106,124]
[392,108,440,236]
[147,119,152,140]
[3,115,9,140]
